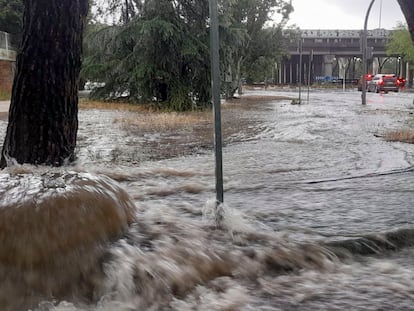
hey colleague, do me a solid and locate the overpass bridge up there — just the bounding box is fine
[0,29,409,91]
[0,31,17,93]
[276,29,409,85]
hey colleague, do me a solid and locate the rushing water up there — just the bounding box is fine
[1,89,414,310]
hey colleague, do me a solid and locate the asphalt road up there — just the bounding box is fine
[0,101,10,113]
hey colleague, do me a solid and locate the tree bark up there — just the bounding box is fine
[0,0,89,168]
[398,0,414,42]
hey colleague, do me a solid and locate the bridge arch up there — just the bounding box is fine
[276,29,409,86]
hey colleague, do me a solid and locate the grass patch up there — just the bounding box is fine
[79,99,155,113]
[383,129,414,144]
[0,90,11,101]
[114,111,212,131]
[80,99,213,131]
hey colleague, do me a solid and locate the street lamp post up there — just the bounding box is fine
[209,0,224,223]
[361,0,376,105]
[298,33,303,104]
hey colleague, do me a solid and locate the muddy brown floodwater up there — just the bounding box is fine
[1,89,414,310]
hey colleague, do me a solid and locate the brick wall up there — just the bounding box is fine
[0,60,14,93]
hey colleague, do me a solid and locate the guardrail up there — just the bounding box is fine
[0,31,13,50]
[0,31,17,61]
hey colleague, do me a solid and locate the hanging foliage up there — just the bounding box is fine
[84,0,292,109]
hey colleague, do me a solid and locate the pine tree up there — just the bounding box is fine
[0,0,89,168]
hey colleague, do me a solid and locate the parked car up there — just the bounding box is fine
[367,74,399,93]
[84,81,105,90]
[357,74,373,91]
[396,76,406,88]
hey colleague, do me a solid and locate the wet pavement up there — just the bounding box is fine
[0,100,9,112]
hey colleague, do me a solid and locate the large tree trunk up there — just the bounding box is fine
[398,0,414,42]
[0,0,89,168]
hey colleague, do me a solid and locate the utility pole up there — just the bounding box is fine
[209,0,224,223]
[379,0,383,28]
[362,0,376,105]
[298,33,303,104]
[307,49,313,103]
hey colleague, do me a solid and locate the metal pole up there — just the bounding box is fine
[379,0,382,28]
[342,60,346,92]
[298,35,303,103]
[343,73,346,92]
[307,50,312,103]
[362,0,376,105]
[209,0,224,213]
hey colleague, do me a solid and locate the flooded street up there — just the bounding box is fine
[75,89,414,240]
[1,89,414,310]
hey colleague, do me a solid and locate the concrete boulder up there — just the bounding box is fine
[0,169,137,309]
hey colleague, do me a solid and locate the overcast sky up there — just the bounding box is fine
[286,0,406,30]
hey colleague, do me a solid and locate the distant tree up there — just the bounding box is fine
[397,0,414,42]
[94,0,143,24]
[0,0,89,168]
[0,0,23,45]
[386,24,414,85]
[243,26,287,84]
[387,24,414,63]
[220,0,293,98]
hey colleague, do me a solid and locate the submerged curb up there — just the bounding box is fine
[0,101,10,113]
[325,228,414,257]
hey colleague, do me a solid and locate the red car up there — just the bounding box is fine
[367,74,399,93]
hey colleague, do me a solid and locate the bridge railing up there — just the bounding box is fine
[0,31,18,61]
[0,31,18,51]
